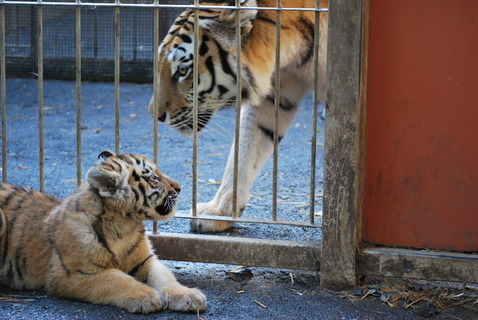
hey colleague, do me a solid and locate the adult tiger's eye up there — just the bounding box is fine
[177,65,189,77]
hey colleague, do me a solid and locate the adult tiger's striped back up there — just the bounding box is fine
[148,0,328,232]
[0,151,206,314]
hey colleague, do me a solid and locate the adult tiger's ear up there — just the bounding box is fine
[86,166,128,199]
[96,150,115,165]
[198,0,258,48]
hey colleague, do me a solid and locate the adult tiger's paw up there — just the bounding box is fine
[189,202,234,233]
[162,286,207,312]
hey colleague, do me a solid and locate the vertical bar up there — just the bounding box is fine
[114,0,120,154]
[14,6,19,46]
[271,0,282,221]
[76,1,82,186]
[152,2,159,166]
[93,7,98,58]
[132,8,137,61]
[30,6,38,67]
[152,0,160,234]
[37,1,44,192]
[0,0,6,182]
[191,0,199,217]
[232,0,242,219]
[309,0,322,224]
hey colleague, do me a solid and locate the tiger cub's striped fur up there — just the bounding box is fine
[149,0,328,232]
[0,151,206,314]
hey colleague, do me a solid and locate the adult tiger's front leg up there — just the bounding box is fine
[190,92,302,233]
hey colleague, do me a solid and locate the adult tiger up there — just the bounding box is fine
[149,0,327,232]
[0,151,206,314]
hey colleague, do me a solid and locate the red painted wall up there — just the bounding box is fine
[363,0,478,251]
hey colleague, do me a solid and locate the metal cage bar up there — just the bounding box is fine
[174,212,322,228]
[152,1,159,166]
[75,0,82,186]
[152,0,160,234]
[191,0,199,217]
[309,0,322,224]
[0,0,6,183]
[114,0,121,154]
[37,1,44,192]
[271,0,282,221]
[232,0,242,219]
[2,2,328,12]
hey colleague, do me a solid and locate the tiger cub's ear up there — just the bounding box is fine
[86,166,128,199]
[96,150,115,165]
[199,0,257,48]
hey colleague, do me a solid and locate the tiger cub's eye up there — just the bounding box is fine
[149,175,161,188]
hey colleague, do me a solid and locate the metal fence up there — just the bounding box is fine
[3,0,183,81]
[0,0,328,271]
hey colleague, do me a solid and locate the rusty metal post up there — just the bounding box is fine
[152,0,160,234]
[232,0,243,219]
[114,0,121,154]
[37,0,44,191]
[191,0,199,217]
[0,0,6,182]
[271,0,282,221]
[75,0,82,186]
[309,0,322,224]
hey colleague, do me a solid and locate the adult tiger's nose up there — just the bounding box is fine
[157,112,166,122]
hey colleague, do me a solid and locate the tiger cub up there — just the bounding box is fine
[0,151,206,314]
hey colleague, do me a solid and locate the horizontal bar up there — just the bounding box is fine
[149,232,321,271]
[358,247,478,283]
[0,1,328,12]
[173,211,322,228]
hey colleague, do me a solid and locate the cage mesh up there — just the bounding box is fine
[5,1,189,82]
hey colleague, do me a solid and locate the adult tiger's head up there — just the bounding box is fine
[86,151,181,220]
[149,0,261,135]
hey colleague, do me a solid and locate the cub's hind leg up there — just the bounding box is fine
[48,269,163,314]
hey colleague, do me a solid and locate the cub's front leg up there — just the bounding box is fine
[136,255,207,312]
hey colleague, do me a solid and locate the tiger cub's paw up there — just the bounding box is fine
[122,290,163,314]
[189,202,233,233]
[162,286,207,312]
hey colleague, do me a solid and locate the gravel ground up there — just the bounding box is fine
[1,78,476,319]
